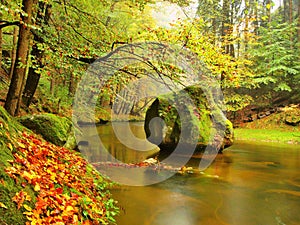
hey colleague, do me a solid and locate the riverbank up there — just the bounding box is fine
[0,107,119,224]
[234,128,300,144]
[234,107,300,144]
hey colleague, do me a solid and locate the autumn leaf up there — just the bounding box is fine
[0,202,8,209]
[23,204,32,211]
[7,143,13,151]
[17,141,26,149]
[12,191,31,209]
[34,183,41,192]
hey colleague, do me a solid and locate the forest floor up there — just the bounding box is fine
[0,106,119,224]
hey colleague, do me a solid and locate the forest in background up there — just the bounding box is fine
[0,0,299,122]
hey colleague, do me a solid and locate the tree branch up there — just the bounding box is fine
[0,21,20,29]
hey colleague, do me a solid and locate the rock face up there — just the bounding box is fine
[144,87,234,153]
[284,106,300,126]
[19,114,77,149]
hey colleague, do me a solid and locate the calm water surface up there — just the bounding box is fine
[80,123,300,225]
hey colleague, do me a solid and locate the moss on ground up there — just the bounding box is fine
[0,107,36,224]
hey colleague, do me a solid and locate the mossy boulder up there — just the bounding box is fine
[284,107,300,126]
[18,113,77,149]
[144,87,234,152]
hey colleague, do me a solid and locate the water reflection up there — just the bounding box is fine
[78,122,159,164]
[111,141,300,225]
[79,124,300,224]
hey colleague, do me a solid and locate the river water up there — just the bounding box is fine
[79,123,300,225]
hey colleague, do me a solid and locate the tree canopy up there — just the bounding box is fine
[0,0,299,116]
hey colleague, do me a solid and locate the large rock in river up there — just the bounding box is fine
[144,87,234,153]
[19,113,77,149]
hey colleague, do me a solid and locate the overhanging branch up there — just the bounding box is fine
[0,21,20,29]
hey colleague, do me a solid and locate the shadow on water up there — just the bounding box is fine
[78,123,300,225]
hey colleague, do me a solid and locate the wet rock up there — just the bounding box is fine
[282,105,300,126]
[144,87,234,153]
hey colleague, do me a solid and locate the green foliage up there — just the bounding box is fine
[144,19,256,111]
[248,22,300,98]
[1,0,299,116]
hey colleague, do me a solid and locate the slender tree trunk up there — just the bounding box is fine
[0,10,2,66]
[283,0,288,22]
[245,0,250,52]
[50,76,55,95]
[229,1,235,57]
[222,0,231,54]
[4,0,38,116]
[68,72,77,97]
[289,0,293,24]
[298,0,300,43]
[22,52,41,107]
[289,0,293,49]
[0,29,2,67]
[9,26,19,79]
[266,0,271,23]
[254,0,259,35]
[15,50,31,115]
[23,2,52,107]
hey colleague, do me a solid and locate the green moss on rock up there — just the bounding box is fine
[144,87,234,152]
[284,107,300,126]
[18,113,74,147]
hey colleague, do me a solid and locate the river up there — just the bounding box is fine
[79,122,300,225]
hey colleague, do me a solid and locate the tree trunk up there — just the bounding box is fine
[244,0,249,52]
[283,0,288,22]
[254,0,259,35]
[289,0,293,49]
[68,72,77,97]
[22,65,41,107]
[221,0,231,54]
[9,26,19,79]
[289,0,293,24]
[4,0,38,116]
[0,10,2,66]
[298,0,300,44]
[22,2,52,107]
[50,76,55,95]
[266,0,271,23]
[0,28,2,67]
[15,51,30,115]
